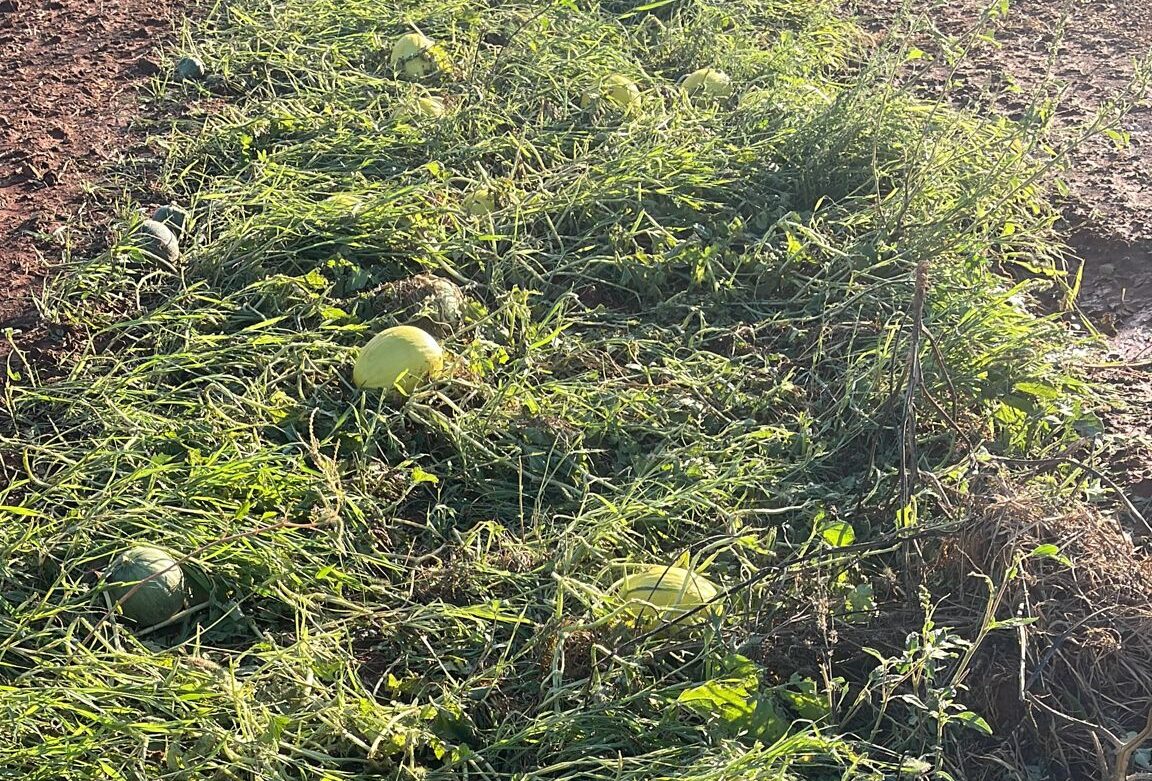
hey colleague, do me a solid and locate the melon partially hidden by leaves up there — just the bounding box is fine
[613,565,721,629]
[390,32,447,79]
[367,274,467,336]
[133,219,180,262]
[353,325,444,394]
[152,204,190,238]
[396,95,446,120]
[583,74,641,112]
[461,188,497,217]
[682,67,732,101]
[105,545,186,627]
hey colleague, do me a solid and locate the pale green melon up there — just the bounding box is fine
[682,67,732,101]
[105,545,186,627]
[390,32,447,79]
[582,74,641,112]
[612,565,721,629]
[353,325,444,394]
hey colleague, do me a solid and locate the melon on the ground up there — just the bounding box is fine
[390,32,446,79]
[105,545,187,627]
[395,95,446,120]
[152,204,190,238]
[133,219,181,263]
[366,274,467,336]
[175,56,206,81]
[612,565,721,629]
[582,74,641,112]
[682,67,732,101]
[353,325,444,394]
[462,188,497,217]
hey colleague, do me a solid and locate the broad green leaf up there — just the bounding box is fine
[820,521,855,547]
[955,710,993,735]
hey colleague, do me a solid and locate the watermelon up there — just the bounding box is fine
[461,188,497,217]
[152,204,190,238]
[368,274,467,336]
[582,74,641,112]
[390,32,447,79]
[612,565,721,629]
[175,56,206,81]
[133,219,180,263]
[395,95,446,121]
[105,545,186,627]
[353,325,444,394]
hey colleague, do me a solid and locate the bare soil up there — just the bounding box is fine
[0,0,177,358]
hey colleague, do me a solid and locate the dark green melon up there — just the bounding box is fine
[152,204,190,238]
[361,274,468,337]
[132,219,180,263]
[175,56,206,81]
[105,545,186,627]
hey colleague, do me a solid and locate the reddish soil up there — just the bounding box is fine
[0,0,176,352]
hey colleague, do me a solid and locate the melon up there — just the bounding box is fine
[152,204,190,238]
[582,74,641,112]
[133,219,180,263]
[390,32,446,79]
[461,188,497,217]
[175,56,206,81]
[353,325,444,394]
[682,67,732,101]
[612,565,721,629]
[105,545,186,627]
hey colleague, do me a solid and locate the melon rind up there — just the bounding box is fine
[353,325,444,394]
[105,545,186,627]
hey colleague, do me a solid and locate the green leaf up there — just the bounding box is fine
[1028,544,1071,567]
[955,710,993,735]
[678,681,756,723]
[819,521,855,547]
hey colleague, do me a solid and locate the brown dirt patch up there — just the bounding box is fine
[0,0,179,357]
[938,478,1152,780]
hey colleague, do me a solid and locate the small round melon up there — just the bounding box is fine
[583,74,641,112]
[105,545,186,627]
[682,67,732,101]
[612,565,721,630]
[152,204,190,238]
[353,325,444,394]
[390,32,444,79]
[133,219,180,263]
[461,188,497,217]
[175,56,206,81]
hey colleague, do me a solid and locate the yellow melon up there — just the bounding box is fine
[612,565,721,629]
[353,325,444,394]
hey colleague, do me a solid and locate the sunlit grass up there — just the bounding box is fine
[0,0,1108,779]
